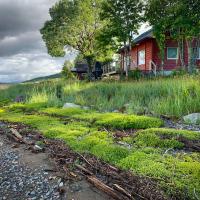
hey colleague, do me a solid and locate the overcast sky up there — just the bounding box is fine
[0,0,77,83]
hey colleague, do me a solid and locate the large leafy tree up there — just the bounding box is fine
[100,0,144,76]
[41,0,112,74]
[145,0,200,72]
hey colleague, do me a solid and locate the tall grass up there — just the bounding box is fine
[63,76,200,117]
[1,76,200,117]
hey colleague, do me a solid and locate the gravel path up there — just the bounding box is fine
[0,135,61,200]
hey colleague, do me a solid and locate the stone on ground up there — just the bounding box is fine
[63,103,81,109]
[183,113,200,124]
[63,103,89,110]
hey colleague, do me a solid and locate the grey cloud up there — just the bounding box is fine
[0,0,76,82]
[0,0,57,39]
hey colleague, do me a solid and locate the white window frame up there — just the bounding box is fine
[167,47,178,60]
[138,50,145,65]
[198,48,200,59]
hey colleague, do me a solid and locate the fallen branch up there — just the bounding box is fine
[76,152,93,168]
[10,128,23,140]
[108,164,119,172]
[87,176,123,200]
[75,164,93,175]
[113,184,133,199]
[10,128,32,145]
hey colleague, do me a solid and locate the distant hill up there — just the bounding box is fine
[24,73,61,83]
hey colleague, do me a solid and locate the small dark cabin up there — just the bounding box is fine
[71,61,103,80]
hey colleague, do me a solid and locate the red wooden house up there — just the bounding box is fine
[120,29,200,75]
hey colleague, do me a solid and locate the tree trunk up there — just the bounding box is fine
[127,37,132,77]
[178,39,185,69]
[86,56,94,80]
[124,44,129,77]
[186,40,192,73]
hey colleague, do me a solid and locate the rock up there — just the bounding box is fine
[183,113,200,124]
[82,106,89,110]
[63,103,81,109]
[33,145,43,152]
[112,110,119,113]
[63,103,90,110]
[59,182,64,187]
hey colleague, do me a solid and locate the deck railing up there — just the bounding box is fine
[102,61,120,75]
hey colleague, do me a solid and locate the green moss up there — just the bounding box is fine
[42,107,91,117]
[128,128,200,149]
[41,108,163,129]
[1,107,200,199]
[8,102,47,113]
[133,132,184,149]
[119,149,200,199]
[0,108,5,113]
[91,144,130,164]
[94,113,163,129]
[139,128,200,140]
[119,149,169,177]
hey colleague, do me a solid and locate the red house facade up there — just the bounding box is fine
[120,29,200,74]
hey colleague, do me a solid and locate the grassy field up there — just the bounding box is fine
[0,76,200,199]
[1,75,200,117]
[0,84,10,90]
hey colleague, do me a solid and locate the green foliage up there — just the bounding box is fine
[128,68,142,80]
[101,0,143,47]
[145,0,200,71]
[40,0,113,71]
[171,69,187,77]
[61,61,74,80]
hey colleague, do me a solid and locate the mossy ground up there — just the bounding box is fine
[0,103,200,199]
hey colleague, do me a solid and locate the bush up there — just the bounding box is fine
[128,68,143,80]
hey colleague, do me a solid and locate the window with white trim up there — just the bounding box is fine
[167,47,178,60]
[192,47,200,59]
[138,50,145,65]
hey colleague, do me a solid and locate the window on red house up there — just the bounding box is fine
[167,47,178,60]
[138,50,145,65]
[192,48,200,59]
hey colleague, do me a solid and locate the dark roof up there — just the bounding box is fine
[118,29,153,52]
[133,28,153,44]
[71,63,88,73]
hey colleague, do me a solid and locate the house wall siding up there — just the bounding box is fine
[120,37,200,72]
